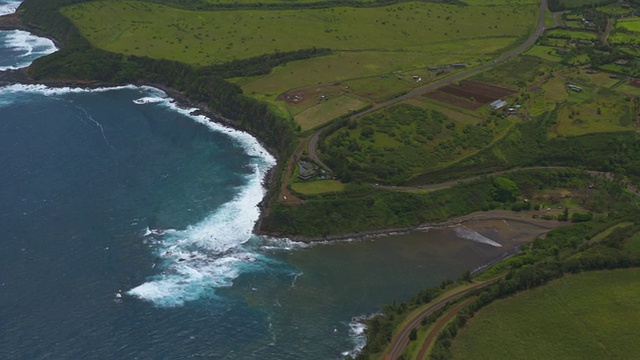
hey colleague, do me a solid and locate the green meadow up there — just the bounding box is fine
[451,269,640,360]
[290,180,345,195]
[62,0,536,66]
[616,19,640,33]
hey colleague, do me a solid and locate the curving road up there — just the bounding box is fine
[383,279,501,360]
[307,0,548,166]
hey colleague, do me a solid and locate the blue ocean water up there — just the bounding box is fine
[0,7,547,359]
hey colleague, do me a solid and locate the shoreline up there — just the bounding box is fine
[0,12,564,246]
[287,209,565,243]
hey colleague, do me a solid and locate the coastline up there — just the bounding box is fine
[287,209,565,243]
[0,10,563,246]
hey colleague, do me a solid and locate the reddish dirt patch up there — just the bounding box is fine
[629,78,640,88]
[423,80,517,110]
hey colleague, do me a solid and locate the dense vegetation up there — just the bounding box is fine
[320,104,509,184]
[262,168,625,237]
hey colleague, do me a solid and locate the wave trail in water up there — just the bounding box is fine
[0,30,57,70]
[453,226,502,247]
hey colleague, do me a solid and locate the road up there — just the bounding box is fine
[415,298,476,360]
[307,0,548,166]
[384,280,500,360]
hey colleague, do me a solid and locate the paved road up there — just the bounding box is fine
[374,166,640,196]
[384,279,500,360]
[308,0,548,166]
[415,298,476,360]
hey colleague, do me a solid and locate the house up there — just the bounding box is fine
[297,161,316,181]
[489,99,507,110]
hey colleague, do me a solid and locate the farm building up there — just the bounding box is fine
[567,84,582,92]
[451,63,467,69]
[489,99,507,110]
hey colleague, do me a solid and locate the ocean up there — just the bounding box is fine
[0,4,546,358]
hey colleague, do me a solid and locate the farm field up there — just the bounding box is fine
[616,19,640,33]
[290,180,345,195]
[295,95,368,131]
[423,80,517,111]
[546,29,598,40]
[451,268,640,360]
[524,45,563,62]
[62,0,536,66]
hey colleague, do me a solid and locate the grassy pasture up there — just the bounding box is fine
[609,31,640,45]
[62,0,536,66]
[557,0,615,9]
[624,231,640,255]
[290,180,345,195]
[472,55,558,89]
[451,268,640,360]
[616,19,640,33]
[546,29,598,40]
[525,45,563,62]
[240,36,514,98]
[596,4,634,15]
[295,95,368,130]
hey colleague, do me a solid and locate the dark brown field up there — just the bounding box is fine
[423,80,517,110]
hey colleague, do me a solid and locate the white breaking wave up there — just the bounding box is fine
[0,30,57,70]
[453,226,502,247]
[341,313,377,358]
[121,88,278,307]
[0,0,21,16]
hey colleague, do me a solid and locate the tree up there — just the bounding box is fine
[409,328,418,341]
[492,177,520,202]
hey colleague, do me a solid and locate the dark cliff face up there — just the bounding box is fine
[0,68,29,85]
[0,13,25,30]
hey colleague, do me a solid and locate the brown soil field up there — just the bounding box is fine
[423,80,517,110]
[629,78,640,88]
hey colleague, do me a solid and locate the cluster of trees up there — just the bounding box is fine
[548,0,616,12]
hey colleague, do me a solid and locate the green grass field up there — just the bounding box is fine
[295,95,368,131]
[624,232,640,255]
[546,29,598,40]
[290,180,345,194]
[62,0,536,66]
[451,268,640,360]
[616,19,640,33]
[525,45,563,62]
[557,0,614,9]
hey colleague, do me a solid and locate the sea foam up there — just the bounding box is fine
[0,0,21,16]
[121,88,279,307]
[0,30,57,70]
